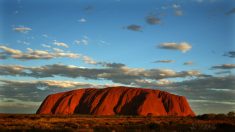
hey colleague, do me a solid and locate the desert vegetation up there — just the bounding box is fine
[0,112,234,132]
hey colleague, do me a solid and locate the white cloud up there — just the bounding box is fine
[52,48,64,52]
[0,79,103,92]
[158,42,192,53]
[157,79,172,85]
[17,40,30,45]
[74,36,89,45]
[74,40,81,45]
[172,4,183,16]
[82,56,97,64]
[41,44,51,48]
[172,4,181,9]
[43,80,97,88]
[189,99,235,105]
[74,39,88,45]
[14,10,19,14]
[13,26,32,33]
[131,79,173,88]
[78,18,87,23]
[0,45,22,54]
[81,39,88,45]
[54,41,69,48]
[42,34,48,38]
[98,40,110,46]
[192,0,218,3]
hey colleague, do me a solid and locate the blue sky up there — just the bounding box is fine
[0,0,235,114]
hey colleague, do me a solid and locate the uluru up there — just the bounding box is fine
[37,86,195,116]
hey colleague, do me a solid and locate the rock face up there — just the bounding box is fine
[37,87,195,116]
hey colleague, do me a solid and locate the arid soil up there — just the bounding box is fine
[0,114,234,132]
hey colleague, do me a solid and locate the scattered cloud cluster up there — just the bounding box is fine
[132,79,173,88]
[158,42,192,53]
[158,3,184,17]
[125,15,161,32]
[224,51,235,58]
[0,79,100,103]
[211,64,235,70]
[125,3,183,32]
[170,76,235,102]
[131,75,235,114]
[0,45,80,60]
[1,74,234,114]
[0,63,201,85]
[172,4,183,16]
[74,36,89,45]
[173,75,235,90]
[13,26,32,33]
[0,45,99,65]
[1,79,98,89]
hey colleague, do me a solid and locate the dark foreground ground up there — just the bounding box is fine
[0,114,234,132]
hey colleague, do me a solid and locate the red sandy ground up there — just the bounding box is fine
[0,114,234,132]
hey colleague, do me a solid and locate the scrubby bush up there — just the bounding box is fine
[197,113,216,120]
[190,123,216,131]
[215,113,227,119]
[216,123,235,131]
[148,122,160,129]
[197,112,235,120]
[227,111,235,117]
